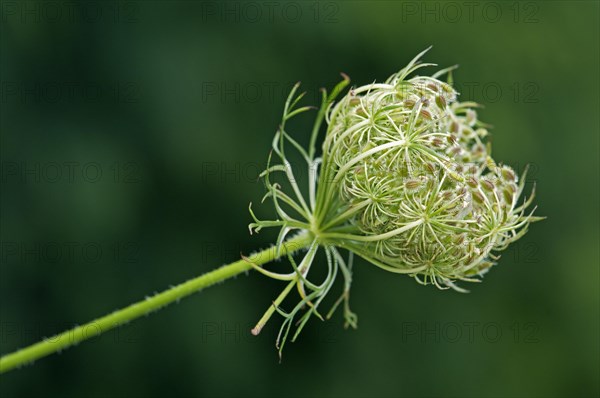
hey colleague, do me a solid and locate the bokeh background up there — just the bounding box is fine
[1,1,598,397]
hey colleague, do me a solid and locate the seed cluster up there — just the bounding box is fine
[249,50,541,354]
[321,60,538,290]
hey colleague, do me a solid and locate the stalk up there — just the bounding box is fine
[0,233,313,374]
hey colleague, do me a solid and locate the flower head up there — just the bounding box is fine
[248,48,542,355]
[318,51,539,289]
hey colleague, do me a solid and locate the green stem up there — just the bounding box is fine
[0,233,313,374]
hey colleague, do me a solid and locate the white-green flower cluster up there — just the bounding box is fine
[249,48,541,355]
[319,54,539,290]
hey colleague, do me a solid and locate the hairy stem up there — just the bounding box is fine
[0,233,313,374]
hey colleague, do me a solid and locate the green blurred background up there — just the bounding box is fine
[1,1,598,397]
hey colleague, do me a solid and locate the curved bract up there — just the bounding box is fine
[249,48,542,355]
